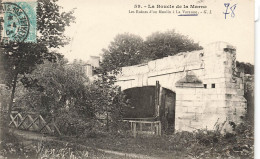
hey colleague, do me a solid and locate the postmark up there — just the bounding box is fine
[1,1,37,43]
[2,2,30,42]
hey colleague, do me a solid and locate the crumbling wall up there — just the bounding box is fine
[197,42,246,132]
[116,41,247,133]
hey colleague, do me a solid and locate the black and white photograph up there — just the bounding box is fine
[0,0,255,158]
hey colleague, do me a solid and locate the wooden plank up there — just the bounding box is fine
[123,117,155,121]
[155,124,158,135]
[133,122,136,138]
[9,114,18,127]
[9,112,61,136]
[158,122,162,136]
[17,113,23,121]
[127,120,162,136]
[17,113,24,128]
[155,81,160,117]
[128,120,160,124]
[151,123,155,134]
[28,115,39,130]
[53,123,62,136]
[40,122,53,133]
[16,114,19,126]
[39,115,53,133]
[26,116,39,130]
[18,115,28,129]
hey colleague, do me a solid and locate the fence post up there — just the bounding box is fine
[158,122,162,136]
[133,122,137,138]
[140,122,142,132]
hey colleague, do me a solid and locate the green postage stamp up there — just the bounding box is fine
[1,0,37,43]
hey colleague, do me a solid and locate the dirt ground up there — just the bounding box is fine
[9,127,254,159]
[11,129,160,159]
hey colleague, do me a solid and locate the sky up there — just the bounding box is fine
[57,0,254,64]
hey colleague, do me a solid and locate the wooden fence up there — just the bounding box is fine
[123,119,162,138]
[9,111,61,136]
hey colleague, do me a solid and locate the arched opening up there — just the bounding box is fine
[123,86,176,133]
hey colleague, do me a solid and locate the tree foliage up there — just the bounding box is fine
[0,0,75,118]
[100,30,202,72]
[14,59,88,115]
[37,0,75,48]
[144,30,202,60]
[236,61,254,75]
[14,59,128,135]
[100,33,144,73]
[0,43,60,87]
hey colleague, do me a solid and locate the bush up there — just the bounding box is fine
[11,59,129,137]
[187,120,254,159]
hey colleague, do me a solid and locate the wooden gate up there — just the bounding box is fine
[9,111,61,136]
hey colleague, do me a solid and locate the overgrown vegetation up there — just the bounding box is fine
[1,117,253,159]
[0,127,125,159]
[60,118,253,159]
[8,59,129,136]
[100,30,202,73]
[236,61,254,75]
[0,0,75,123]
[0,1,254,158]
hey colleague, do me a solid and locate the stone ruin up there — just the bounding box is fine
[116,41,247,133]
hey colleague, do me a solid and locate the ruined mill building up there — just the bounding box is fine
[115,42,247,133]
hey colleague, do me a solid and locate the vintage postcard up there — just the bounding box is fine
[0,0,255,158]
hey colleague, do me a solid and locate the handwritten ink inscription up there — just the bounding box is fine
[223,3,237,19]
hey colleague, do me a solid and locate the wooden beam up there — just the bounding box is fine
[9,114,18,127]
[53,123,62,136]
[39,115,53,133]
[26,116,39,130]
[17,115,28,129]
[133,122,136,138]
[155,81,160,117]
[158,122,162,136]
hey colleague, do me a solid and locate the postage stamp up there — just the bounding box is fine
[1,0,37,43]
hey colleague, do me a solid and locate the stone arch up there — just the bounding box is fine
[122,85,176,133]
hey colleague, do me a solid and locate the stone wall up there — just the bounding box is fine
[116,41,247,132]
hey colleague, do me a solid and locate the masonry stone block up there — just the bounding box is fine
[116,42,247,133]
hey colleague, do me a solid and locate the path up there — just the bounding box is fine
[11,128,159,159]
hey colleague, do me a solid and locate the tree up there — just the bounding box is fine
[236,61,254,75]
[100,30,202,73]
[143,30,202,60]
[100,33,144,73]
[0,0,75,121]
[14,59,128,135]
[12,59,89,135]
[14,59,89,115]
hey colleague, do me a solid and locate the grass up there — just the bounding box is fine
[0,120,254,159]
[0,127,128,159]
[60,121,254,159]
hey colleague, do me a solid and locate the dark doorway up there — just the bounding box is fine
[123,86,176,133]
[123,86,155,118]
[160,88,176,132]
